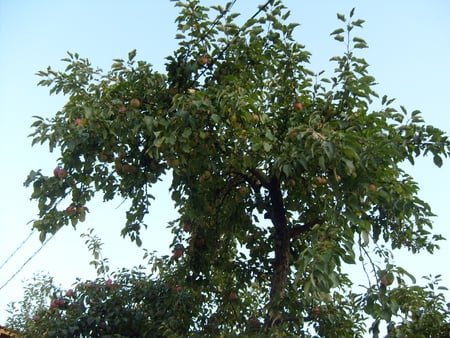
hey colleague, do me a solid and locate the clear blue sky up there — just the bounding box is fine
[1,0,449,326]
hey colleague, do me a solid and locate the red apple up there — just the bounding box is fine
[247,317,260,327]
[197,56,209,66]
[228,292,238,300]
[316,176,327,185]
[53,167,67,178]
[65,289,76,297]
[293,102,303,111]
[311,306,321,318]
[173,248,183,259]
[65,205,76,214]
[106,278,114,289]
[74,118,84,126]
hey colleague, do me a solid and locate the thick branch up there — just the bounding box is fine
[266,176,290,327]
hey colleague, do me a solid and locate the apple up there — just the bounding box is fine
[247,317,260,327]
[74,118,84,126]
[251,113,260,121]
[122,164,138,174]
[65,289,76,297]
[130,98,141,108]
[380,272,394,286]
[199,171,211,183]
[197,56,209,66]
[173,248,183,259]
[65,205,76,214]
[316,176,327,185]
[53,167,67,178]
[238,185,250,194]
[288,131,299,140]
[293,102,303,111]
[311,306,321,318]
[368,184,378,192]
[228,292,238,300]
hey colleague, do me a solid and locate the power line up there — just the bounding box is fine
[0,234,54,292]
[0,228,36,272]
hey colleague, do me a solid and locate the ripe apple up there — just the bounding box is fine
[65,289,76,297]
[197,56,209,66]
[53,167,67,178]
[311,306,321,318]
[293,102,303,111]
[228,292,238,300]
[368,184,378,192]
[247,317,260,327]
[251,113,260,122]
[74,118,84,126]
[316,176,327,185]
[173,248,183,259]
[65,205,76,214]
[122,164,138,174]
[106,278,114,289]
[130,98,141,108]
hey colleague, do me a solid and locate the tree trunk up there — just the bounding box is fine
[266,176,290,327]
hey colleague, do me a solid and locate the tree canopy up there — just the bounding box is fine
[12,0,450,336]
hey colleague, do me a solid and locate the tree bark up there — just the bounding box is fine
[266,176,290,327]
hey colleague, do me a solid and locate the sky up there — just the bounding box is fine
[1,0,449,328]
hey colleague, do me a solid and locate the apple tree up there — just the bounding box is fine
[22,0,450,336]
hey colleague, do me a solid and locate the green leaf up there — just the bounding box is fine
[337,13,346,22]
[349,8,355,18]
[352,19,365,27]
[128,49,137,61]
[433,154,443,167]
[330,28,345,36]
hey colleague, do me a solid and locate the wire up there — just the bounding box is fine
[0,228,36,272]
[0,235,54,292]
